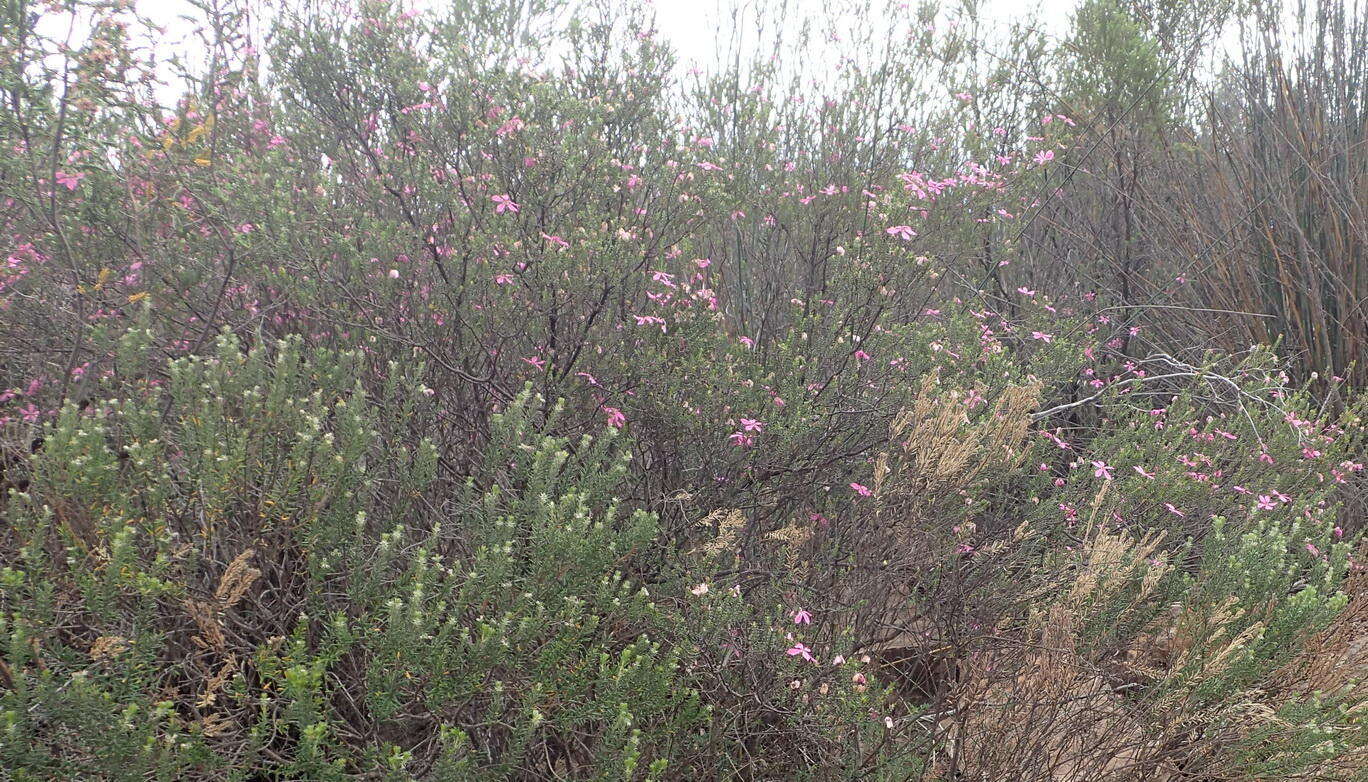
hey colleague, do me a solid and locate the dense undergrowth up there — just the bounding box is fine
[1,0,1366,778]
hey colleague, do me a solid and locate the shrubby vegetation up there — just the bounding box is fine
[1,0,1365,777]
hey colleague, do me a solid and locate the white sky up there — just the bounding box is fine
[46,0,1086,82]
[649,0,1084,66]
[39,0,1246,109]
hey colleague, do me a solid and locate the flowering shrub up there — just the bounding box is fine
[2,0,1367,777]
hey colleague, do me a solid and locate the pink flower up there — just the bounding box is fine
[1164,503,1185,517]
[1133,466,1155,479]
[739,418,764,433]
[792,608,812,625]
[885,225,917,241]
[786,642,814,662]
[853,350,871,361]
[694,258,711,268]
[1256,495,1276,511]
[1092,460,1113,480]
[55,170,85,190]
[603,406,626,429]
[1031,331,1053,343]
[1305,542,1321,557]
[729,431,755,448]
[494,273,514,285]
[850,482,872,497]
[491,194,519,214]
[388,269,400,279]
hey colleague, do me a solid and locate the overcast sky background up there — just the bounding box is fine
[51,0,1088,82]
[39,0,1249,108]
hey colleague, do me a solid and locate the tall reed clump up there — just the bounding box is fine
[1186,0,1368,387]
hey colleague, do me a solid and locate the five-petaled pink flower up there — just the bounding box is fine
[1092,460,1113,480]
[850,482,872,496]
[885,225,917,241]
[1031,331,1053,343]
[792,608,812,625]
[1256,495,1276,511]
[739,418,764,433]
[492,194,519,214]
[786,642,814,662]
[603,406,625,429]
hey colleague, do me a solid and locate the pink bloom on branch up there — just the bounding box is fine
[1031,331,1053,343]
[792,608,812,625]
[739,418,764,433]
[1134,466,1156,479]
[55,170,84,190]
[1033,149,1055,165]
[786,642,814,662]
[491,194,519,214]
[1092,461,1113,480]
[850,482,872,497]
[1164,503,1185,517]
[885,225,917,241]
[1257,495,1276,511]
[603,406,626,429]
[729,431,755,448]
